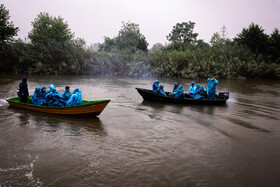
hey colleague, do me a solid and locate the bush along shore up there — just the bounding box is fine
[1,4,280,79]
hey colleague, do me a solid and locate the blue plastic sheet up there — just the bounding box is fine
[66,88,82,106]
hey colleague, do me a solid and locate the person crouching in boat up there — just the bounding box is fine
[66,88,82,106]
[40,86,47,99]
[156,84,167,96]
[46,84,61,96]
[61,86,72,105]
[173,85,184,98]
[45,88,64,106]
[193,84,206,99]
[18,76,29,103]
[152,80,160,93]
[31,87,45,105]
[207,78,219,99]
[169,82,179,96]
[186,82,196,98]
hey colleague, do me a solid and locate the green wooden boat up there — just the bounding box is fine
[6,97,110,116]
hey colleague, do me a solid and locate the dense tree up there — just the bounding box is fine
[0,4,19,71]
[0,4,18,46]
[115,21,148,53]
[269,28,280,64]
[98,21,149,53]
[98,37,118,52]
[166,21,198,50]
[28,12,74,74]
[234,23,269,57]
[150,43,164,52]
[210,32,230,46]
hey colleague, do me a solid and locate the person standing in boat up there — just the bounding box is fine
[18,76,29,103]
[152,80,160,93]
[207,78,219,99]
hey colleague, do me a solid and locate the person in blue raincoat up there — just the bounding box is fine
[201,85,207,97]
[194,84,207,99]
[207,78,219,99]
[173,85,184,98]
[169,82,179,96]
[40,86,47,99]
[186,82,196,98]
[193,84,203,99]
[156,84,167,96]
[46,84,61,96]
[152,80,160,93]
[31,87,44,105]
[45,88,64,106]
[66,88,82,106]
[61,86,72,104]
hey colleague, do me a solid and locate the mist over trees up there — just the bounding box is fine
[0,3,279,79]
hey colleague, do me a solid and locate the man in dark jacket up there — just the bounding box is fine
[18,76,29,103]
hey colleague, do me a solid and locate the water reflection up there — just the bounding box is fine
[8,106,106,136]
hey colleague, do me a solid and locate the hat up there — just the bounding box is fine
[155,80,159,83]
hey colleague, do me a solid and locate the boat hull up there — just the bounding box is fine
[7,97,110,116]
[136,88,228,105]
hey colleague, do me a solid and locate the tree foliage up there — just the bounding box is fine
[1,4,279,79]
[269,28,280,64]
[166,21,198,50]
[0,4,18,46]
[99,21,148,53]
[234,23,269,57]
[27,12,75,74]
[0,4,19,71]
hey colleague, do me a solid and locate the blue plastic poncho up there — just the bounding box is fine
[46,84,61,96]
[45,88,64,106]
[40,86,47,99]
[66,88,82,106]
[193,84,203,99]
[173,82,179,92]
[207,78,219,99]
[46,84,55,94]
[201,85,207,96]
[169,82,179,96]
[188,82,196,93]
[152,80,160,93]
[62,90,72,101]
[173,85,184,98]
[186,82,196,98]
[31,87,44,105]
[157,85,167,97]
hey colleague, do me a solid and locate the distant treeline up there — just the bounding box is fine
[1,4,280,79]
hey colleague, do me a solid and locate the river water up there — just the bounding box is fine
[0,74,279,187]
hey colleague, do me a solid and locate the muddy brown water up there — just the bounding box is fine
[0,74,280,187]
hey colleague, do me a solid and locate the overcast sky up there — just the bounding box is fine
[2,0,280,47]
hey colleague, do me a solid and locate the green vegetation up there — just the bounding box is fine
[1,4,279,79]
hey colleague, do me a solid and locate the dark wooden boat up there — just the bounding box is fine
[136,88,229,105]
[6,97,110,116]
